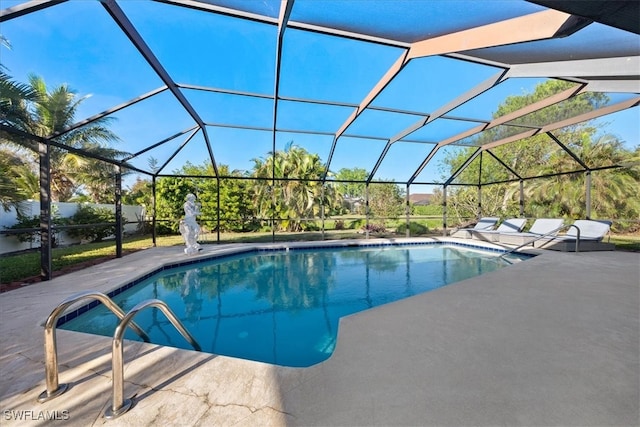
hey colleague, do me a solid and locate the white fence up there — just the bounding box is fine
[0,201,144,255]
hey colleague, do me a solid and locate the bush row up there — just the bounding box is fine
[4,205,117,246]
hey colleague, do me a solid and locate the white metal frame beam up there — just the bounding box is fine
[325,9,585,180]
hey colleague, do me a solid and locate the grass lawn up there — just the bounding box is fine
[609,234,640,252]
[0,236,163,285]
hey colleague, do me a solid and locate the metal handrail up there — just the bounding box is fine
[105,299,201,420]
[499,224,581,258]
[37,291,150,403]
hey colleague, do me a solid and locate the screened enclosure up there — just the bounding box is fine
[0,0,638,279]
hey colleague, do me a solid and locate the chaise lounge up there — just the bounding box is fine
[450,217,500,239]
[498,218,565,247]
[534,219,615,252]
[471,218,528,242]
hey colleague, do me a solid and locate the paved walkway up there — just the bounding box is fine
[1,239,638,426]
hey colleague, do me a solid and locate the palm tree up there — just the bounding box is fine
[17,75,126,201]
[1,37,40,212]
[1,85,34,212]
[0,70,38,133]
[526,134,640,222]
[252,142,341,231]
[0,148,36,213]
[65,144,130,203]
[1,36,38,133]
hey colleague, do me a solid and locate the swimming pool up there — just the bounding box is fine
[60,243,529,367]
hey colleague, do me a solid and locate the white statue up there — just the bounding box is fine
[179,193,202,255]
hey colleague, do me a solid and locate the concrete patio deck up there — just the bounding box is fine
[1,238,638,426]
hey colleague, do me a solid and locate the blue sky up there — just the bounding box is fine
[1,0,638,191]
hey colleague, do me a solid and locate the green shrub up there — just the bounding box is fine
[155,220,178,236]
[347,219,366,229]
[4,215,41,244]
[361,223,386,233]
[300,221,320,231]
[396,221,429,235]
[3,213,65,247]
[259,224,272,233]
[65,205,116,242]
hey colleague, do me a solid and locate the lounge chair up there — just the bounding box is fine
[534,219,615,252]
[498,218,564,246]
[450,217,500,239]
[471,218,528,242]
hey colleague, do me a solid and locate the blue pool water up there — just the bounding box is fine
[60,244,528,367]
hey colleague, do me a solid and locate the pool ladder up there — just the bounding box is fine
[37,291,201,420]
